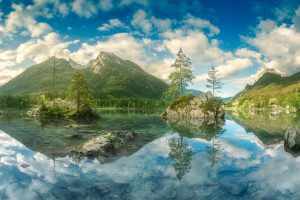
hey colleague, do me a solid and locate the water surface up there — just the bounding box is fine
[0,110,300,200]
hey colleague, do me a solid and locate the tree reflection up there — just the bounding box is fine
[169,121,225,168]
[168,137,192,180]
[206,125,224,167]
[207,139,220,167]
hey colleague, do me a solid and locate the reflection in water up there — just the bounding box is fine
[168,137,192,180]
[227,110,300,145]
[1,111,300,199]
[207,139,220,167]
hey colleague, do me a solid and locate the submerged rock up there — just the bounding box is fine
[162,92,225,125]
[284,128,300,151]
[71,130,142,160]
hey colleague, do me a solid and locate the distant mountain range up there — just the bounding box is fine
[230,70,300,109]
[0,52,168,99]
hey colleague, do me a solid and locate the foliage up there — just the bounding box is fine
[169,94,195,109]
[68,71,93,112]
[168,137,192,180]
[165,48,194,98]
[206,66,223,97]
[69,106,100,120]
[0,57,74,95]
[228,110,300,145]
[200,97,225,122]
[231,72,300,109]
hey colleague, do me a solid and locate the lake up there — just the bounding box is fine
[0,110,300,200]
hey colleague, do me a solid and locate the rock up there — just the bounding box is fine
[284,128,300,151]
[162,92,224,125]
[21,164,30,168]
[72,130,141,158]
[65,133,82,139]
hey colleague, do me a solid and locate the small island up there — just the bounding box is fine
[27,70,100,120]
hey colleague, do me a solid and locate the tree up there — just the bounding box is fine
[168,137,192,180]
[200,97,225,123]
[165,48,194,98]
[68,71,92,112]
[206,66,223,97]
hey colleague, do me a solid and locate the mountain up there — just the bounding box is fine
[183,89,204,96]
[230,70,300,109]
[83,52,168,99]
[0,57,75,95]
[0,52,168,99]
[68,58,84,69]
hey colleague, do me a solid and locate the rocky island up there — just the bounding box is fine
[162,92,225,125]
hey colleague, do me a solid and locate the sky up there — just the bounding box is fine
[1,0,300,97]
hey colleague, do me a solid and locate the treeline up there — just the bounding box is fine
[95,98,168,109]
[0,95,169,110]
[0,95,39,109]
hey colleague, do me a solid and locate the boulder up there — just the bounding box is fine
[72,130,141,158]
[284,128,300,151]
[162,92,224,125]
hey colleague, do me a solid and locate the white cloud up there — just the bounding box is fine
[247,23,300,75]
[235,48,261,61]
[256,19,277,32]
[131,9,153,33]
[0,32,76,84]
[72,0,97,18]
[0,0,70,43]
[196,58,253,81]
[99,0,113,11]
[216,58,253,79]
[293,6,300,31]
[163,29,232,67]
[120,0,148,6]
[184,14,220,36]
[98,19,126,31]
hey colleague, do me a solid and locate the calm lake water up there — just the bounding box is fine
[0,110,300,200]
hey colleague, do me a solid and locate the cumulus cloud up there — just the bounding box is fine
[71,0,97,18]
[99,0,113,11]
[246,23,300,75]
[98,19,127,31]
[0,0,70,43]
[0,32,77,84]
[184,14,220,36]
[163,29,232,67]
[196,58,253,81]
[120,0,148,6]
[131,9,153,33]
[0,4,52,40]
[293,6,300,31]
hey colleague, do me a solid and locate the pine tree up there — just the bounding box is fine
[68,71,92,112]
[166,48,194,97]
[206,66,223,97]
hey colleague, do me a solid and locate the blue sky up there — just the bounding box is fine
[1,0,300,97]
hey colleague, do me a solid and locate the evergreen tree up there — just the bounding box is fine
[206,66,223,97]
[68,71,92,112]
[166,48,194,97]
[168,137,192,180]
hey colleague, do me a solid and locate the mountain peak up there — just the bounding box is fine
[257,68,282,79]
[96,51,123,62]
[88,51,125,73]
[68,58,84,69]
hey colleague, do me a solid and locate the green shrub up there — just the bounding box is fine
[169,94,195,109]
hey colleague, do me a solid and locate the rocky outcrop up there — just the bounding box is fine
[284,128,300,151]
[71,130,145,163]
[162,92,225,125]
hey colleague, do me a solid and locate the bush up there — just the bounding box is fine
[200,97,224,122]
[169,94,195,109]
